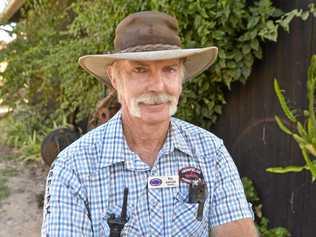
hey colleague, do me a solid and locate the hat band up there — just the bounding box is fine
[118,44,181,53]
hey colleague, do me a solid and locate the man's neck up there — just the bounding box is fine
[122,112,170,166]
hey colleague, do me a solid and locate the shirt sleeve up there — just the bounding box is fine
[209,142,254,228]
[41,160,93,237]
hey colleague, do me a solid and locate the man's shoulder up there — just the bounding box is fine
[53,115,120,172]
[172,116,221,140]
[172,117,223,155]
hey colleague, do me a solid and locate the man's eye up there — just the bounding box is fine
[164,66,177,73]
[133,67,148,73]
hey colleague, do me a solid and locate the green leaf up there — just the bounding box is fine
[242,44,251,54]
[259,20,278,42]
[214,105,222,114]
[227,61,237,69]
[293,134,307,145]
[305,144,316,157]
[275,115,293,135]
[242,67,251,78]
[277,10,299,32]
[274,79,297,122]
[250,39,259,51]
[247,17,259,29]
[218,50,226,59]
[296,121,307,138]
[266,166,306,174]
[253,47,263,59]
[234,53,243,62]
[301,148,316,180]
[301,11,310,21]
[244,54,254,67]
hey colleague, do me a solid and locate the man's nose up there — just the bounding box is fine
[147,71,164,92]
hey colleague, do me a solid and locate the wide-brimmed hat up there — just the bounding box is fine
[78,11,218,87]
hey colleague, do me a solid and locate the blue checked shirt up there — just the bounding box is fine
[42,111,253,237]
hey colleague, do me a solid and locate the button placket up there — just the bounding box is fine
[148,188,162,237]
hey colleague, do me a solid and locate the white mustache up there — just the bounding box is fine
[135,93,176,105]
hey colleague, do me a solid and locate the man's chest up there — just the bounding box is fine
[84,154,211,237]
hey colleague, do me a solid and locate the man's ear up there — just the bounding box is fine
[106,65,117,90]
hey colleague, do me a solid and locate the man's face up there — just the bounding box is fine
[109,59,183,124]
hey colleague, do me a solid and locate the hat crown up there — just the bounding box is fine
[114,11,181,51]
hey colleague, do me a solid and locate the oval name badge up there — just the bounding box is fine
[150,178,162,187]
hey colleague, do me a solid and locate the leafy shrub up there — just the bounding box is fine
[0,105,68,162]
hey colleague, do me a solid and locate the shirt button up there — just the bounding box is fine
[150,168,157,176]
[152,200,159,206]
[126,160,132,168]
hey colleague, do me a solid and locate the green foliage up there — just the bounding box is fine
[258,217,290,237]
[0,105,68,162]
[0,114,42,162]
[17,131,41,162]
[267,56,316,182]
[242,177,290,237]
[0,0,315,136]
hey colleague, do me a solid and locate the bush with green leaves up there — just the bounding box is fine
[1,0,315,130]
[267,55,316,181]
[0,108,69,162]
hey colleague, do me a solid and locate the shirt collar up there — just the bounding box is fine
[99,111,193,168]
[169,118,194,157]
[99,110,132,168]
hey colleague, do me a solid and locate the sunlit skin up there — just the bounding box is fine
[107,59,183,165]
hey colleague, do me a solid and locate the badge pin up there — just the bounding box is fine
[178,166,203,184]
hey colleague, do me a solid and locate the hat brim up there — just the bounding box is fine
[78,47,218,87]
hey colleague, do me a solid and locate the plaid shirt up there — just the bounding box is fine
[42,111,253,237]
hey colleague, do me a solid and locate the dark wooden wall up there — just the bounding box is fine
[211,0,316,236]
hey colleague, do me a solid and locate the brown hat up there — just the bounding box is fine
[79,11,218,87]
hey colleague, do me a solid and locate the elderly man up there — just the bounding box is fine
[42,11,258,237]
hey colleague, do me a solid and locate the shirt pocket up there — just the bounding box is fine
[172,191,208,237]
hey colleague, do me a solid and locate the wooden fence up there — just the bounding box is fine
[212,0,316,236]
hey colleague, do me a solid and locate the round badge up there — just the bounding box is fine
[150,178,162,186]
[178,166,202,184]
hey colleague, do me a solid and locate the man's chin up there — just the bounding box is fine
[129,106,170,123]
[139,112,171,124]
